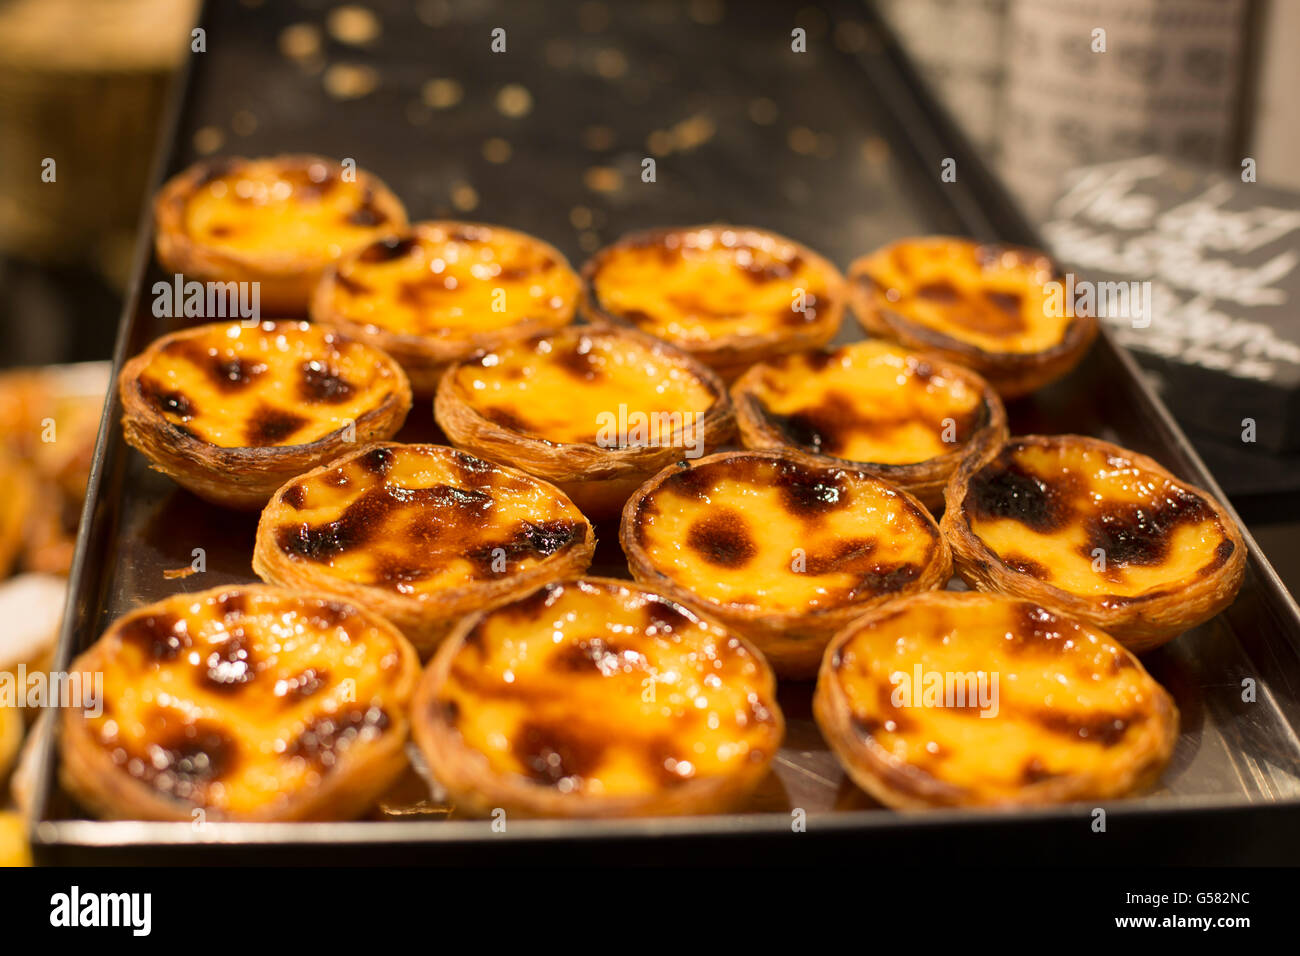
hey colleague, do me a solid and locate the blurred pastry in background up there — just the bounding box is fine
[0,363,107,576]
[154,155,408,314]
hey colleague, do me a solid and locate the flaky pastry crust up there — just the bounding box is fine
[59,585,420,822]
[119,320,412,510]
[731,339,1007,510]
[847,237,1097,398]
[154,154,408,315]
[941,434,1247,651]
[253,442,596,656]
[621,449,952,677]
[814,591,1179,808]
[411,577,783,818]
[581,224,846,382]
[434,323,736,517]
[312,221,582,394]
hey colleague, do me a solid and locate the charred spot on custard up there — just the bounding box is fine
[358,445,394,477]
[119,612,190,662]
[775,461,848,517]
[644,597,693,635]
[246,405,308,447]
[281,484,307,510]
[128,718,238,802]
[1001,553,1051,580]
[275,668,329,702]
[500,582,565,624]
[686,509,756,568]
[555,340,603,382]
[513,720,605,787]
[299,361,357,404]
[966,451,1072,533]
[467,519,585,573]
[200,632,257,692]
[357,236,420,264]
[1081,487,1214,568]
[287,705,390,773]
[214,590,248,619]
[552,636,644,675]
[1032,709,1135,748]
[139,379,197,421]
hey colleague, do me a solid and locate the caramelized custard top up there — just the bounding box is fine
[827,592,1174,803]
[82,587,415,815]
[630,453,944,614]
[325,222,580,338]
[265,444,590,596]
[589,226,840,343]
[180,157,400,261]
[961,437,1236,601]
[741,339,988,464]
[449,327,720,445]
[132,320,405,448]
[430,579,781,796]
[852,238,1076,354]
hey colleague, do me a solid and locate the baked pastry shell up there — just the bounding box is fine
[410,576,784,818]
[580,225,847,382]
[620,450,954,678]
[813,591,1180,809]
[252,443,597,657]
[154,154,409,316]
[312,221,582,395]
[731,348,1008,511]
[846,239,1098,399]
[58,584,421,822]
[940,434,1248,652]
[118,322,413,511]
[434,323,737,518]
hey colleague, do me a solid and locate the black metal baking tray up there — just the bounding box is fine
[28,0,1300,864]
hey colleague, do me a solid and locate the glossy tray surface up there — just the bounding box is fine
[30,0,1300,863]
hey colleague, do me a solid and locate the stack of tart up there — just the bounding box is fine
[64,154,1247,825]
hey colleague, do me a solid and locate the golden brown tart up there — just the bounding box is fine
[412,577,783,818]
[621,450,952,678]
[435,324,735,517]
[254,442,596,656]
[941,434,1246,652]
[119,319,411,510]
[732,339,1007,510]
[154,155,407,314]
[582,225,846,381]
[848,237,1097,398]
[312,221,582,394]
[815,591,1178,809]
[60,585,420,822]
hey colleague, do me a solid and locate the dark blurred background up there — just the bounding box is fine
[0,0,1296,591]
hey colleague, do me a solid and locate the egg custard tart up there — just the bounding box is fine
[732,339,1007,510]
[582,225,846,381]
[120,320,411,510]
[942,435,1246,652]
[154,155,407,314]
[312,221,582,394]
[815,591,1178,809]
[254,443,595,656]
[848,237,1097,398]
[412,577,783,817]
[435,324,735,517]
[621,450,952,678]
[60,585,420,822]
